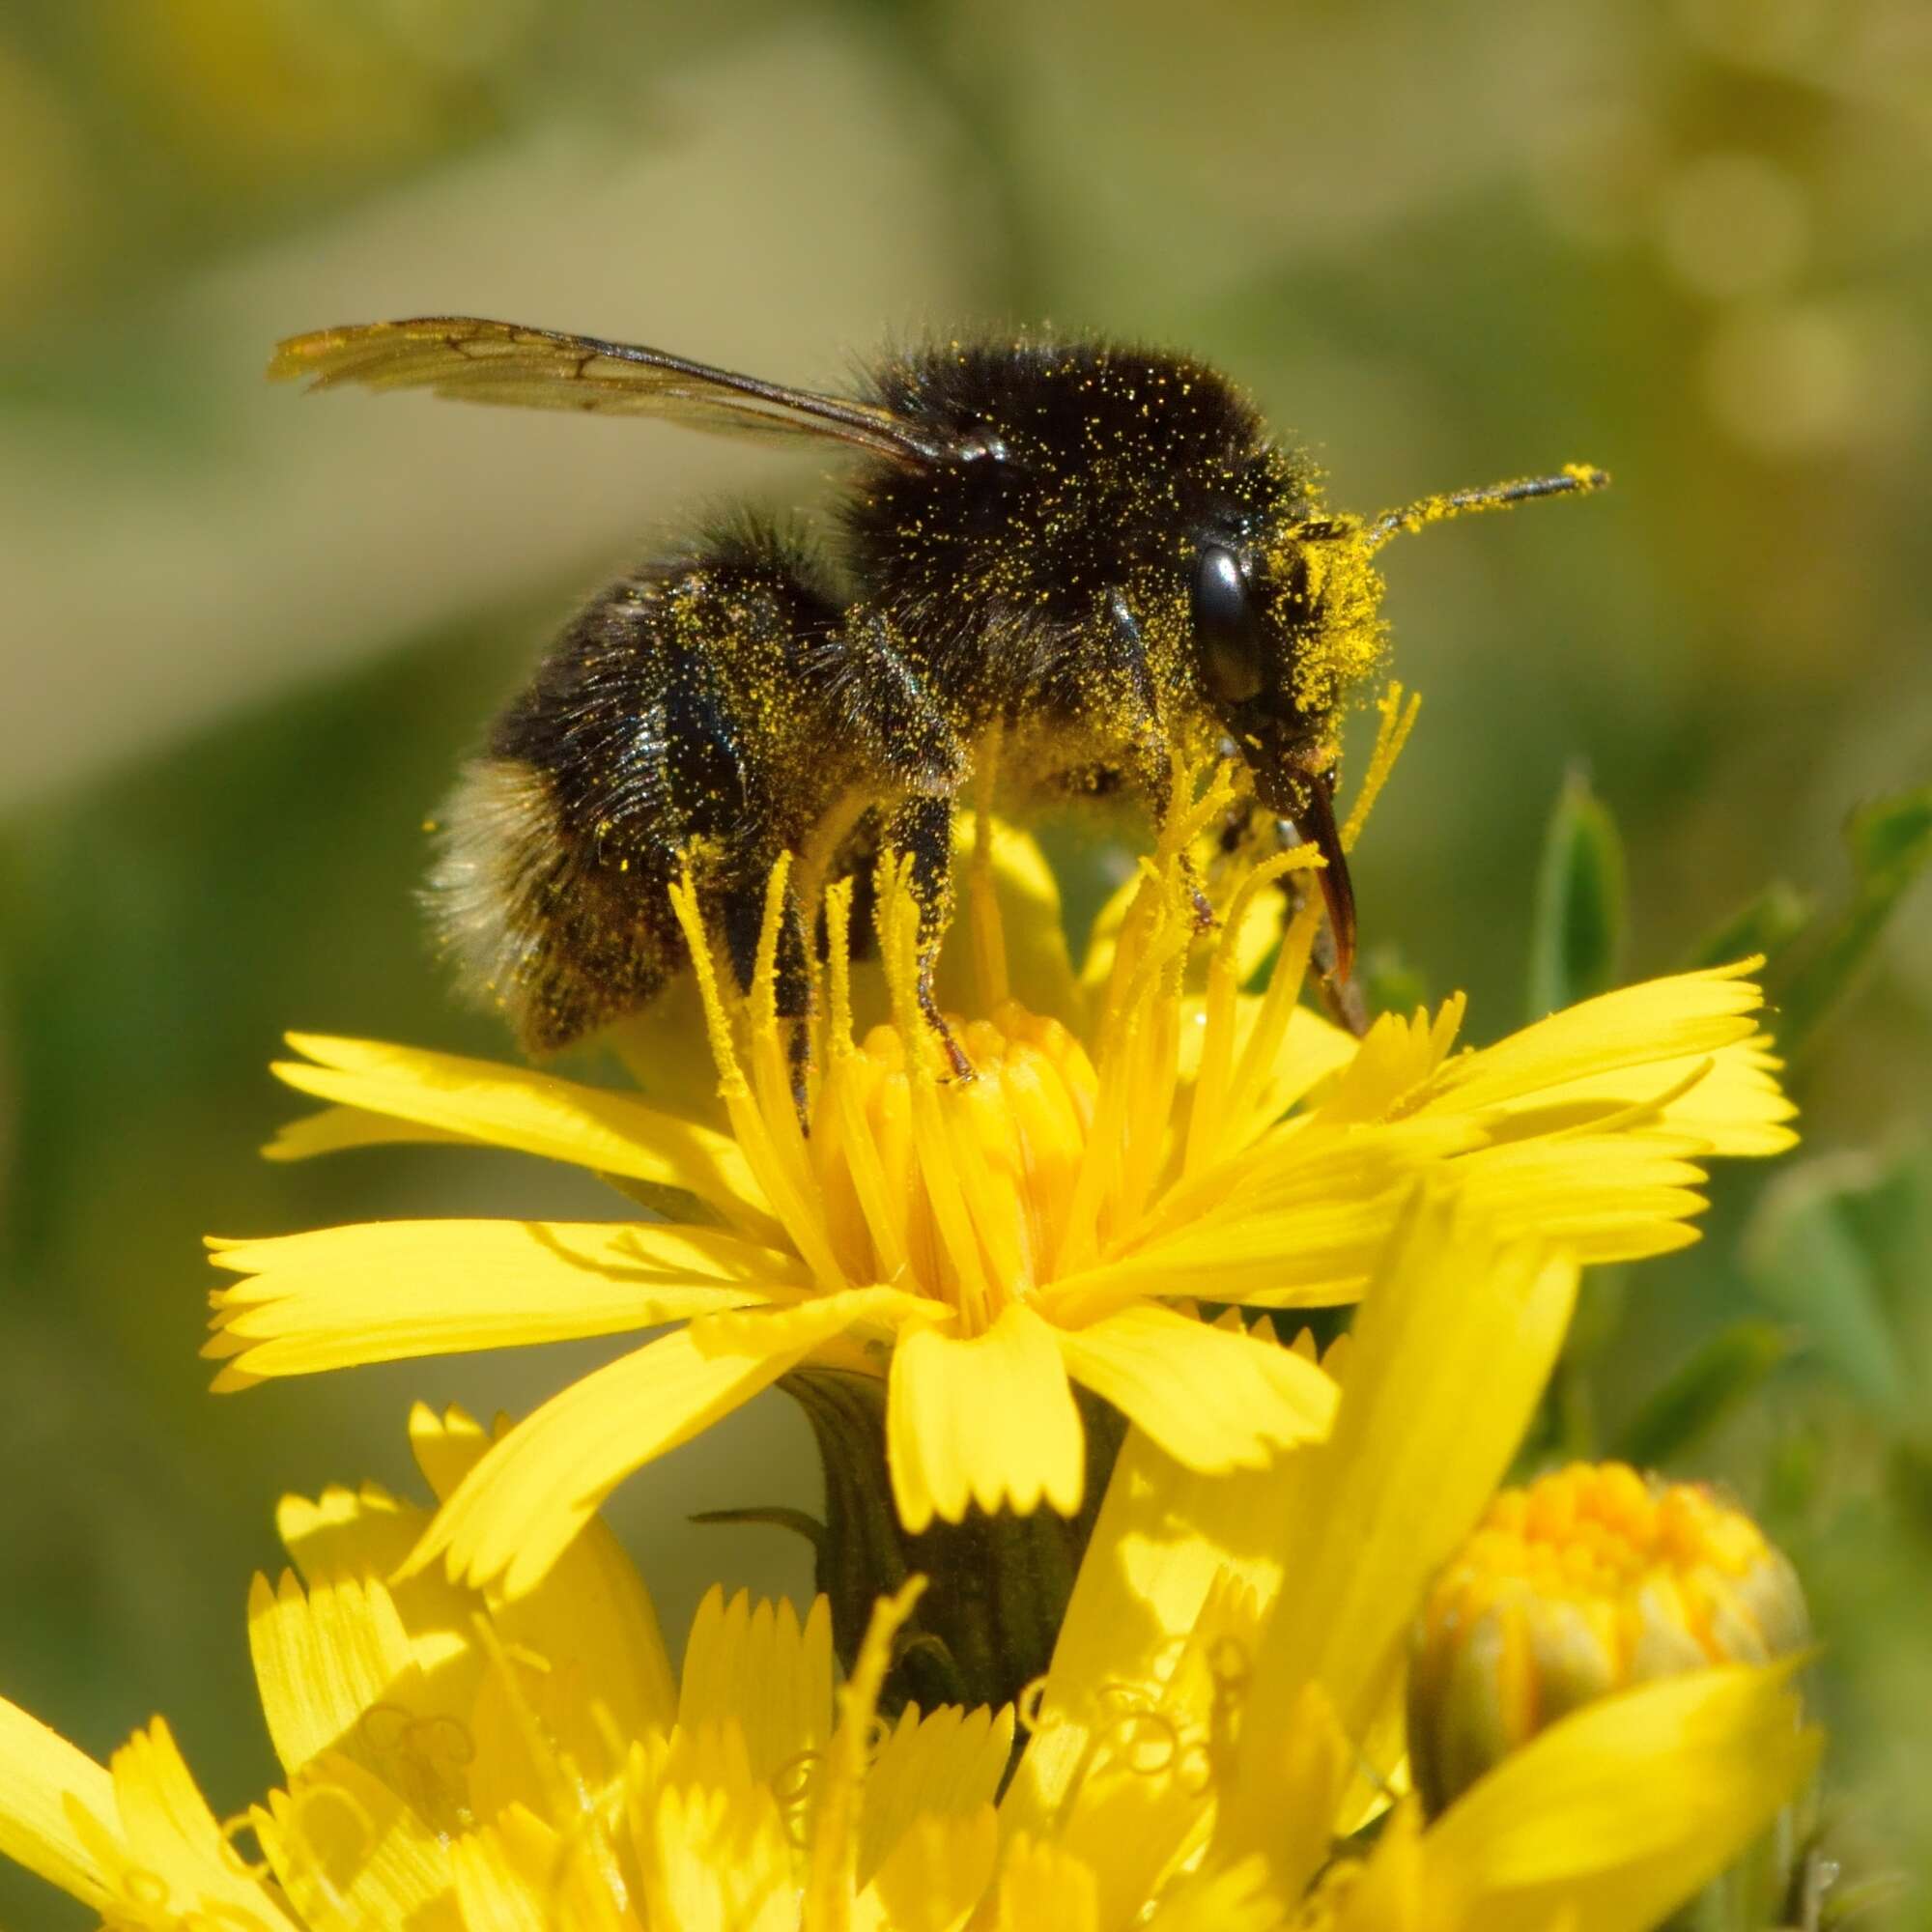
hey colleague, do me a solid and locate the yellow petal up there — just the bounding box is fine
[247,1568,415,1776]
[1078,870,1144,1000]
[205,1219,792,1385]
[1421,962,1767,1118]
[107,1719,288,1929]
[1307,1000,1466,1127]
[676,1588,835,1787]
[412,1293,889,1596]
[274,1033,780,1241]
[450,1821,552,1932]
[1054,1186,1408,1316]
[1332,1797,1427,1932]
[605,973,739,1128]
[264,1103,473,1161]
[408,1399,494,1504]
[270,1466,493,1740]
[1140,1858,1287,1932]
[1178,999,1359,1134]
[1494,1035,1797,1157]
[860,1703,1013,1888]
[276,1475,427,1586]
[1416,1664,1819,1932]
[1454,1132,1715,1263]
[987,1833,1100,1932]
[1053,1301,1336,1471]
[405,1406,674,1754]
[0,1697,113,1909]
[1219,1191,1577,1879]
[857,1808,999,1932]
[258,1751,456,1929]
[886,1303,1085,1531]
[1003,1429,1279,1840]
[492,1520,680,1760]
[640,1771,796,1932]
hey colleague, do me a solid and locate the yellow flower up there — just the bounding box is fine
[0,1404,1013,1932]
[1002,1190,1819,1932]
[206,692,1796,1594]
[0,1201,1816,1932]
[1408,1462,1811,1813]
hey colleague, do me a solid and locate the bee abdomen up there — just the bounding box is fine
[429,526,855,1052]
[427,753,679,1051]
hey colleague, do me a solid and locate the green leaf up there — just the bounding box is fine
[1742,1153,1914,1425]
[1776,783,1932,1059]
[1682,878,1814,973]
[1526,770,1627,1019]
[1614,1321,1795,1470]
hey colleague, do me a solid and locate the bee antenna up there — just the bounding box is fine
[1362,464,1609,554]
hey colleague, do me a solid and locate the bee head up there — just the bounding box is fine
[1187,462,1609,976]
[1186,510,1391,974]
[1192,512,1390,773]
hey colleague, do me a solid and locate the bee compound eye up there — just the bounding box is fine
[1191,544,1265,704]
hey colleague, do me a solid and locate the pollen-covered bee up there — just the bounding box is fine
[270,317,1604,1071]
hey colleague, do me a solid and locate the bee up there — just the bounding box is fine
[270,317,1604,1073]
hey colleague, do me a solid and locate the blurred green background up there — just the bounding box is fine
[2,0,1929,1923]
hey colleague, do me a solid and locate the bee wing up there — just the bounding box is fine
[268,316,952,464]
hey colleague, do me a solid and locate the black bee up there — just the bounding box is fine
[270,318,1603,1071]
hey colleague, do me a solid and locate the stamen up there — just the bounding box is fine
[747,856,826,1230]
[669,869,747,1100]
[971,727,1009,1011]
[804,1577,926,1932]
[216,1811,272,1881]
[822,1057,913,1285]
[672,864,849,1293]
[910,1072,994,1327]
[1342,682,1422,855]
[939,1072,1032,1302]
[822,877,857,1064]
[1187,846,1325,1179]
[751,851,791,1039]
[1220,904,1322,1161]
[873,853,931,1077]
[1056,794,1218,1276]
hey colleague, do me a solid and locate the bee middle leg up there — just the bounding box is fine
[885,790,974,1082]
[829,609,974,1080]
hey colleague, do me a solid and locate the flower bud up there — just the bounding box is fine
[1408,1462,1808,1815]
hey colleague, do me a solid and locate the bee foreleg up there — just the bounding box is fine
[1271,814,1368,1037]
[1101,592,1214,930]
[1211,804,1367,1036]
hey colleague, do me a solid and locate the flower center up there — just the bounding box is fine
[1408,1461,1809,1811]
[667,687,1421,1335]
[811,1003,1098,1315]
[1425,1463,1788,1662]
